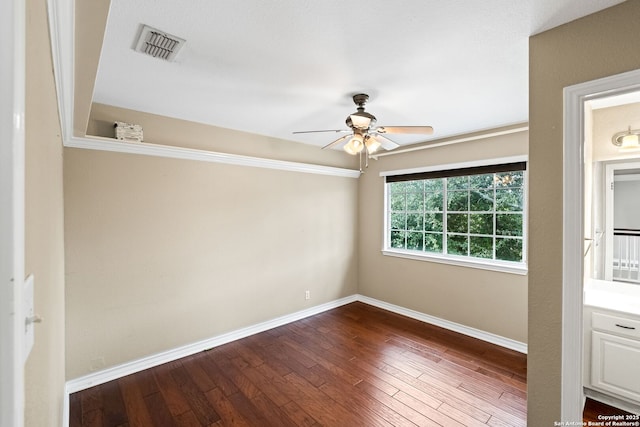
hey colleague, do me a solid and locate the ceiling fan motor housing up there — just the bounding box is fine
[346,94,376,130]
[353,93,369,106]
[346,112,376,129]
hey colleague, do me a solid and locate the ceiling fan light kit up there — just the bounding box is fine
[365,136,381,153]
[294,93,434,170]
[343,133,364,155]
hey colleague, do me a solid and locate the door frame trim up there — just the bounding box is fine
[0,0,26,425]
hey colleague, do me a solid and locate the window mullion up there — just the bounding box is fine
[385,185,390,248]
[403,189,408,249]
[466,188,471,257]
[492,178,498,259]
[442,179,448,255]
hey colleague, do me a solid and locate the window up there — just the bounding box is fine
[384,160,527,272]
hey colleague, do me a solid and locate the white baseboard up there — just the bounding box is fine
[65,294,358,394]
[63,293,527,425]
[584,387,640,415]
[356,294,528,354]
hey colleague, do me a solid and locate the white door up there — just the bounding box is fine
[0,0,26,425]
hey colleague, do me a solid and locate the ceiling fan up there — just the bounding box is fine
[293,93,434,158]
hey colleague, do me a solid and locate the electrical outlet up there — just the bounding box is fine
[305,290,310,300]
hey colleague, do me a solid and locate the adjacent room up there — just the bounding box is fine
[6,0,640,426]
[582,94,640,415]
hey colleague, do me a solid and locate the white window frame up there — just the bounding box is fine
[380,156,528,275]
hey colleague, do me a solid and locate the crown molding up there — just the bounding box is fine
[47,0,73,141]
[47,0,359,179]
[372,125,529,159]
[66,136,361,178]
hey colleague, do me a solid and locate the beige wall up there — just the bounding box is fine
[529,1,640,424]
[64,118,359,378]
[358,130,528,343]
[68,4,359,376]
[24,0,66,425]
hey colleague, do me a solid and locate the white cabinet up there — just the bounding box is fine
[588,309,640,406]
[592,330,640,403]
[592,312,640,340]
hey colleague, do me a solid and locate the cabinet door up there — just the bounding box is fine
[592,331,640,403]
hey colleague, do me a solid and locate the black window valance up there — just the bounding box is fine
[385,161,527,183]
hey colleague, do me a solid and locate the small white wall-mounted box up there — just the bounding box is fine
[114,121,144,143]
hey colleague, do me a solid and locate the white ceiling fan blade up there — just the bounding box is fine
[376,126,434,135]
[372,134,400,151]
[293,129,351,134]
[321,134,351,150]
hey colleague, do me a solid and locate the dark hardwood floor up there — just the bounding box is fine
[583,398,635,423]
[69,302,528,426]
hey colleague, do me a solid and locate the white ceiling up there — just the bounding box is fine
[93,0,626,149]
[590,91,640,110]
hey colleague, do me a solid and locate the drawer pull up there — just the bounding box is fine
[615,323,636,330]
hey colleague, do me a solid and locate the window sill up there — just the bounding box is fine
[381,249,528,275]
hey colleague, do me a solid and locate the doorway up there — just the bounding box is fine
[563,69,640,421]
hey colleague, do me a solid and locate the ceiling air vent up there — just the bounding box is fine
[134,25,185,62]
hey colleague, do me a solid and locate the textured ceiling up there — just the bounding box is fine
[93,0,626,149]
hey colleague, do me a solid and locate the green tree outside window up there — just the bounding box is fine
[387,170,524,263]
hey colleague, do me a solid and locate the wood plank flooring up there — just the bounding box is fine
[69,302,528,426]
[583,398,635,423]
